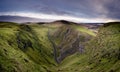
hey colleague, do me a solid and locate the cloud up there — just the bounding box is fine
[60,0,120,20]
[104,0,120,19]
[84,0,120,19]
[0,12,119,23]
[0,0,120,22]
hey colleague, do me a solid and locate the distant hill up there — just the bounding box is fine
[0,15,54,23]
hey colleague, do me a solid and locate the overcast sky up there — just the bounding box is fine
[0,0,120,23]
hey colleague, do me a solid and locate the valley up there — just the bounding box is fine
[0,21,120,72]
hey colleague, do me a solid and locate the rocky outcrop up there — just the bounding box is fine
[48,25,92,63]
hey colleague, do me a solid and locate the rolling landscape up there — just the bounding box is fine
[0,21,120,72]
[0,0,120,72]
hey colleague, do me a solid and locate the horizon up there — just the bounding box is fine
[0,15,114,24]
[0,15,120,24]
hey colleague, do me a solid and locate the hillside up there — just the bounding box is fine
[0,21,119,72]
[0,22,57,72]
[56,22,120,72]
[0,21,95,72]
[85,22,120,72]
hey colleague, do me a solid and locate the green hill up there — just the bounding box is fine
[57,22,120,72]
[85,22,120,72]
[0,22,94,72]
[0,21,120,72]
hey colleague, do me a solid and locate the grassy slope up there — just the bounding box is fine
[1,22,119,72]
[0,22,43,72]
[85,23,120,72]
[54,23,120,72]
[0,23,97,72]
[0,22,58,72]
[72,24,96,36]
[41,24,94,72]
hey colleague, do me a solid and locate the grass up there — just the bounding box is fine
[71,24,96,36]
[0,23,56,72]
[85,23,120,72]
[0,22,120,72]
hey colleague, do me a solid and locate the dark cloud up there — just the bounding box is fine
[0,0,120,21]
[104,0,120,19]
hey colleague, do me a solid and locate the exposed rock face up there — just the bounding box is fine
[49,25,92,63]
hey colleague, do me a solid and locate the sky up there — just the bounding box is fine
[0,0,120,23]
